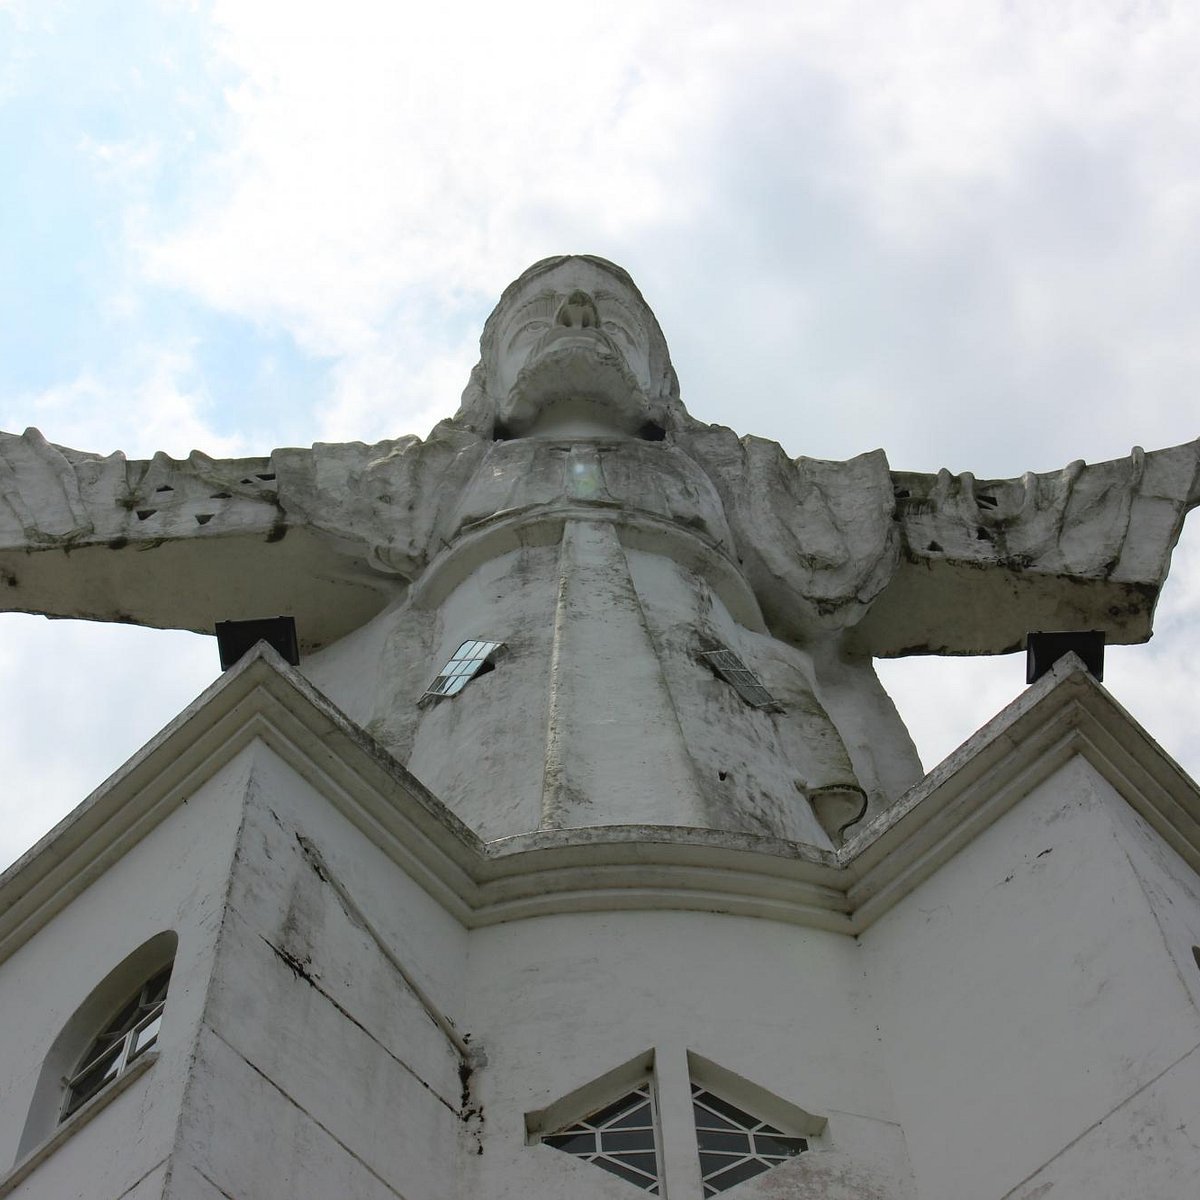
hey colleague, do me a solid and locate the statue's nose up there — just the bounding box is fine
[555,290,600,329]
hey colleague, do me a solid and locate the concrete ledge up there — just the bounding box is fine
[0,1052,158,1197]
[1,647,1197,962]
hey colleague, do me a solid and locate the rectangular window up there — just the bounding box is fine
[422,639,504,702]
[697,649,781,710]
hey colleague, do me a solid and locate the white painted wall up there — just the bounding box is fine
[0,749,253,1198]
[862,755,1200,1200]
[461,909,917,1199]
[164,744,470,1200]
[4,678,1200,1200]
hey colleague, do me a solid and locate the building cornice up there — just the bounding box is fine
[2,648,1197,964]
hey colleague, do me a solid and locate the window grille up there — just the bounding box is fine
[692,1085,808,1195]
[61,965,171,1121]
[697,649,780,710]
[542,1083,662,1193]
[421,639,504,702]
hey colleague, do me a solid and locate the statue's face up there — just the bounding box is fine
[490,260,655,435]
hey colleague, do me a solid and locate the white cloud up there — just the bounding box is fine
[123,3,1200,468]
[140,3,731,353]
[0,618,215,872]
[318,326,478,445]
[4,0,1200,874]
[4,344,248,459]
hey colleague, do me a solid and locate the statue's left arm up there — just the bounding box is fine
[852,440,1200,657]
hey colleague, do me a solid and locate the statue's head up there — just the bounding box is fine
[453,256,691,439]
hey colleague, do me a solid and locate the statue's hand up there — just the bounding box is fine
[0,428,95,546]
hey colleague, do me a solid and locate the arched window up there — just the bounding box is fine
[16,932,177,1164]
[60,962,171,1120]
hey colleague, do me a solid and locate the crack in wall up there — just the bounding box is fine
[193,1164,240,1200]
[112,1154,169,1199]
[997,1036,1200,1199]
[292,831,474,1063]
[257,932,461,1116]
[207,1026,411,1200]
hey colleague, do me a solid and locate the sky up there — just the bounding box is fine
[2,0,1198,871]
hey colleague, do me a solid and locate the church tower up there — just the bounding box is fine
[1,256,1199,1199]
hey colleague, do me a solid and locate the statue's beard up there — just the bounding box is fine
[498,333,651,435]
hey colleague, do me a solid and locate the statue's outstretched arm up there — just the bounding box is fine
[852,439,1200,658]
[0,429,400,650]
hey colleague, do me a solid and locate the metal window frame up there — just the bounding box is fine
[542,1081,664,1194]
[692,1084,809,1196]
[697,649,782,711]
[420,639,506,704]
[61,969,171,1121]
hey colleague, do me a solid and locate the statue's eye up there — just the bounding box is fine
[517,319,550,340]
[505,320,550,352]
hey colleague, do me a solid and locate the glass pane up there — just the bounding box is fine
[544,1085,661,1190]
[424,640,503,699]
[615,1152,660,1175]
[693,1090,757,1127]
[102,995,142,1039]
[601,1128,656,1153]
[700,1152,745,1175]
[72,1039,123,1085]
[705,1157,770,1192]
[92,1027,128,1055]
[594,1157,658,1189]
[754,1133,807,1158]
[609,1102,653,1129]
[63,1043,123,1116]
[130,1012,162,1059]
[143,967,172,1005]
[544,1131,596,1154]
[697,1129,753,1155]
[693,1102,739,1131]
[588,1091,644,1127]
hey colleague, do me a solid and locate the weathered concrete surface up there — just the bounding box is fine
[538,520,700,829]
[459,910,917,1199]
[4,256,1197,847]
[164,746,468,1200]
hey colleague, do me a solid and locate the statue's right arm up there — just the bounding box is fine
[855,439,1200,657]
[0,428,406,650]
